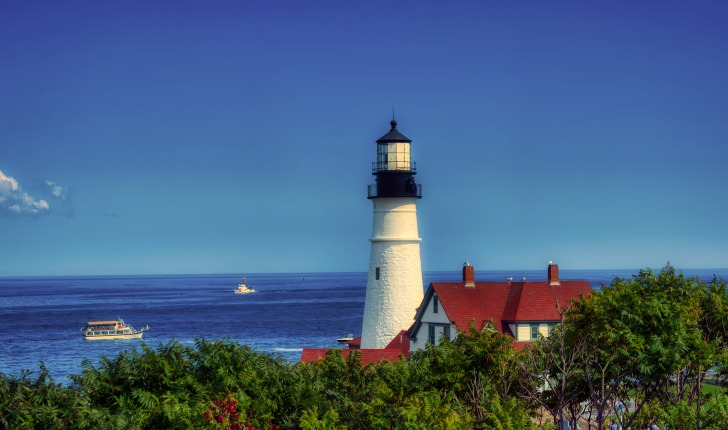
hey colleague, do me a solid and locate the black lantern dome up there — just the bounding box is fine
[368,119,422,199]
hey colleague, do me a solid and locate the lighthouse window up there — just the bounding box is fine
[433,296,439,313]
[375,267,380,280]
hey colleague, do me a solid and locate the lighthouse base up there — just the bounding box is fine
[360,240,424,349]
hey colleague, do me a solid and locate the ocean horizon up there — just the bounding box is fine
[2,268,727,382]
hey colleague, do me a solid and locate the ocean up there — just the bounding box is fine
[1,268,726,383]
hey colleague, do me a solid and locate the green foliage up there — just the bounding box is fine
[530,264,728,429]
[638,395,728,430]
[295,349,478,429]
[410,321,519,399]
[299,406,343,430]
[407,323,534,429]
[567,265,703,382]
[1,333,533,429]
[63,338,298,429]
[0,364,93,429]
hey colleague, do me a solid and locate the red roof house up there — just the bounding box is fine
[301,330,410,365]
[300,262,591,364]
[408,263,592,353]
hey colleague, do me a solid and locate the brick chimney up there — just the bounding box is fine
[548,261,560,286]
[463,261,475,287]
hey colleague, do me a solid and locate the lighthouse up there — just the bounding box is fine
[360,119,424,349]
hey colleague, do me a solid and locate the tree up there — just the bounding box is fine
[408,322,535,429]
[518,324,589,429]
[560,264,722,429]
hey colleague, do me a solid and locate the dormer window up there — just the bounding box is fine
[530,324,540,340]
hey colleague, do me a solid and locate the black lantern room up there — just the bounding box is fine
[367,119,422,199]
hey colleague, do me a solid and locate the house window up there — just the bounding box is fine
[433,296,439,313]
[530,324,540,340]
[443,325,450,341]
[548,323,556,336]
[375,267,380,280]
[428,324,436,344]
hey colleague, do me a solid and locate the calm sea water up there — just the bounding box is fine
[1,269,726,382]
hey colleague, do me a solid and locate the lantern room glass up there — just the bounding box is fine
[377,142,411,171]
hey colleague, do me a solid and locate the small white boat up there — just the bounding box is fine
[234,277,256,294]
[337,334,354,343]
[82,318,149,340]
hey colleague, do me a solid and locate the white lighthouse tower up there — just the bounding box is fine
[360,119,424,349]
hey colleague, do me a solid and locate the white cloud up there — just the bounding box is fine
[45,180,68,200]
[0,170,54,216]
[0,170,19,193]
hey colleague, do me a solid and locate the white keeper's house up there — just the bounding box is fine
[408,261,592,353]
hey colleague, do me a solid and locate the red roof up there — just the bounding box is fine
[419,279,591,336]
[344,336,362,349]
[512,341,532,351]
[300,330,411,365]
[300,347,408,365]
[382,329,411,355]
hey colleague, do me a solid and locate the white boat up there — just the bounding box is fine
[337,334,354,343]
[234,277,256,294]
[82,318,149,340]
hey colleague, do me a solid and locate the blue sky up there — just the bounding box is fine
[1,0,727,276]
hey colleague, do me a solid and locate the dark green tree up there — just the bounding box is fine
[560,265,722,429]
